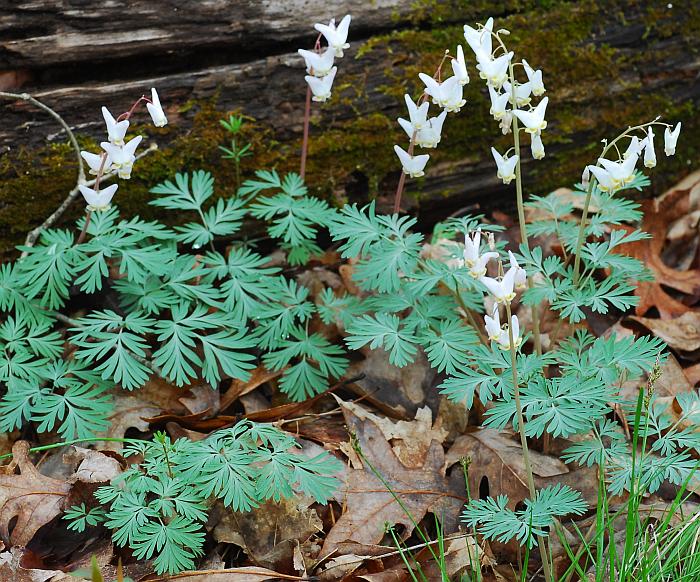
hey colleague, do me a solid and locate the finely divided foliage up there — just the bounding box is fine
[1,10,694,578]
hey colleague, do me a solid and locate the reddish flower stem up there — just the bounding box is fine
[116,95,149,122]
[299,33,324,180]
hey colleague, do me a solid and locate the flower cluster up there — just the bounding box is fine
[79,88,167,210]
[393,45,469,179]
[463,17,548,183]
[462,230,526,350]
[584,121,682,193]
[298,15,351,102]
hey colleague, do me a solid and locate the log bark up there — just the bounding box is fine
[0,1,698,253]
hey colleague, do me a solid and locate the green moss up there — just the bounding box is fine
[2,0,699,254]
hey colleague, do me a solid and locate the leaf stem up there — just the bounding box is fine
[505,301,552,582]
[0,437,136,461]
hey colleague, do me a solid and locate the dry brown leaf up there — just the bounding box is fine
[147,566,296,581]
[629,312,700,353]
[213,497,322,571]
[0,441,70,547]
[0,548,71,582]
[684,363,700,386]
[62,447,122,484]
[345,348,435,419]
[339,400,447,468]
[445,429,568,508]
[220,366,283,411]
[321,402,464,557]
[618,185,700,318]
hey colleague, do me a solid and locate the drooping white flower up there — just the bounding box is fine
[496,314,522,350]
[508,251,527,289]
[298,48,335,77]
[643,127,657,168]
[80,151,111,175]
[146,88,167,127]
[402,93,430,131]
[101,135,142,179]
[414,110,448,148]
[463,17,494,62]
[469,251,498,278]
[513,96,548,134]
[484,305,501,341]
[521,59,545,96]
[531,131,545,160]
[503,81,532,107]
[305,67,337,102]
[624,136,643,159]
[587,165,616,193]
[419,74,466,112]
[664,122,681,156]
[78,183,118,211]
[598,153,638,187]
[101,106,129,146]
[488,85,509,120]
[451,45,470,85]
[499,111,513,135]
[581,166,591,189]
[394,145,430,178]
[477,51,513,89]
[463,229,482,267]
[491,147,518,184]
[481,266,517,304]
[314,14,351,57]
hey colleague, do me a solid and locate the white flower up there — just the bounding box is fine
[394,145,430,178]
[305,67,337,102]
[664,122,681,156]
[503,81,532,107]
[80,151,111,175]
[531,131,545,160]
[298,48,335,77]
[481,266,517,304]
[643,127,657,168]
[314,14,351,57]
[491,147,518,184]
[452,45,470,85]
[587,165,616,193]
[464,230,497,277]
[496,315,522,350]
[522,59,545,96]
[419,74,466,112]
[624,135,643,159]
[469,251,498,278]
[513,96,548,134]
[146,88,167,127]
[488,85,509,120]
[402,93,430,131]
[508,250,527,289]
[413,110,448,148]
[477,51,513,89]
[581,166,591,189]
[484,306,501,341]
[101,106,129,146]
[78,183,118,211]
[101,135,142,179]
[463,229,482,267]
[499,111,513,135]
[463,17,494,62]
[598,153,638,187]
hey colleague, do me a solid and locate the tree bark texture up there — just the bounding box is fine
[0,0,698,253]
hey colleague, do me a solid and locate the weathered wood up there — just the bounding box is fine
[0,1,698,254]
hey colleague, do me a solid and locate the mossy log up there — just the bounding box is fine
[1,0,699,255]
